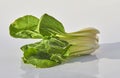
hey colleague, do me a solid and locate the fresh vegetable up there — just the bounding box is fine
[9,14,99,68]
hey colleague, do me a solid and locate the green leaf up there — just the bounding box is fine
[38,14,66,37]
[9,15,42,38]
[23,57,59,68]
[21,37,70,68]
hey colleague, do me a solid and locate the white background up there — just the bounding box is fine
[0,0,120,78]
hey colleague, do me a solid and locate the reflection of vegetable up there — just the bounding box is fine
[9,14,99,68]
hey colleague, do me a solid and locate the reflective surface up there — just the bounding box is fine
[1,42,120,78]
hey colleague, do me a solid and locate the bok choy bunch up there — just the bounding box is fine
[9,14,99,68]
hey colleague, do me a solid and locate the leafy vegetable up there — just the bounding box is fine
[9,15,42,38]
[21,37,70,67]
[38,14,66,37]
[9,13,99,68]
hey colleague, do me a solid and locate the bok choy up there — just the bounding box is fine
[9,14,99,68]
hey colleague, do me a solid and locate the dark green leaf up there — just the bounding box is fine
[38,14,66,36]
[23,57,59,68]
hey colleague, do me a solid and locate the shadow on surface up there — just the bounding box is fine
[95,42,120,59]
